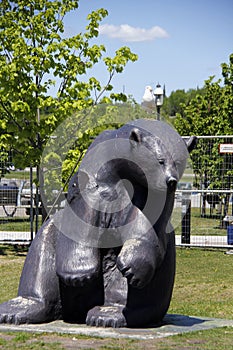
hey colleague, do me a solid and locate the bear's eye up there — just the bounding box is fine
[158,159,165,165]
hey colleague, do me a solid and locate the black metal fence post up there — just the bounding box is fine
[181,195,191,244]
[30,165,34,242]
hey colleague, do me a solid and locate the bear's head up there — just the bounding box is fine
[115,119,197,193]
[67,119,197,205]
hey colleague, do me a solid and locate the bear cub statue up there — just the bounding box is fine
[0,119,197,328]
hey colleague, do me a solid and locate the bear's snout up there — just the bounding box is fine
[166,176,177,191]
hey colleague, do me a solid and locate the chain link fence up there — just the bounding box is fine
[0,151,35,244]
[175,135,233,247]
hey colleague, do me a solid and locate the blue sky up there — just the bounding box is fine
[64,0,233,102]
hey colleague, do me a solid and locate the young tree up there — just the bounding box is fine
[0,0,137,169]
[0,0,137,225]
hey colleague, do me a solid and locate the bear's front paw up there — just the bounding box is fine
[86,305,127,328]
[117,239,158,288]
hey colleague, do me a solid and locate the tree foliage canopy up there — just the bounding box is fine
[174,53,233,192]
[162,88,204,119]
[0,0,138,170]
[174,54,233,136]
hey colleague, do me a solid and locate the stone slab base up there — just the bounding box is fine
[0,314,233,340]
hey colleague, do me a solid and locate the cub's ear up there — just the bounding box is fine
[129,128,142,145]
[67,170,90,203]
[185,136,198,153]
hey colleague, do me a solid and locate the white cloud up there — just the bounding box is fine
[99,24,169,42]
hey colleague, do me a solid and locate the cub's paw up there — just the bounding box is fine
[57,248,100,287]
[117,239,158,288]
[86,305,127,328]
[0,297,54,324]
[58,264,100,288]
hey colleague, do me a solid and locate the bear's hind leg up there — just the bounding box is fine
[0,219,61,324]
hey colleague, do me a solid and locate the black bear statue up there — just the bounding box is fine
[0,119,197,327]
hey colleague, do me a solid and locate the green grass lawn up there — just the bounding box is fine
[170,248,233,319]
[0,217,43,232]
[4,171,31,181]
[172,207,227,236]
[0,217,31,232]
[0,245,233,349]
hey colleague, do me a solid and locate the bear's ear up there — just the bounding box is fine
[129,128,142,145]
[185,136,198,153]
[78,170,89,191]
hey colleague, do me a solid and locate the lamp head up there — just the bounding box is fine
[154,83,164,106]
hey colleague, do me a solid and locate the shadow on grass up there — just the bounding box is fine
[163,314,204,327]
[135,314,205,329]
[0,217,30,224]
[0,244,28,257]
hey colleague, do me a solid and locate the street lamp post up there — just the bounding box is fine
[154,83,164,120]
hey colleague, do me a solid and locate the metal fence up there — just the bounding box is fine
[0,135,233,248]
[174,135,233,248]
[0,150,35,243]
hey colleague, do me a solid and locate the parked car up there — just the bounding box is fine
[20,181,36,206]
[0,181,18,205]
